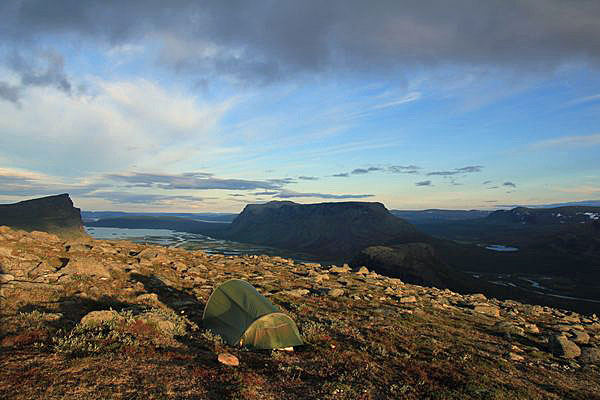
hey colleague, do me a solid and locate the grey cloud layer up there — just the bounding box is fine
[427,165,483,176]
[107,172,281,190]
[2,1,599,83]
[275,189,373,200]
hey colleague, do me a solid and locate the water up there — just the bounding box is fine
[84,226,320,261]
[485,244,519,252]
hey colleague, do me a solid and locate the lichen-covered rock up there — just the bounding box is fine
[80,310,124,327]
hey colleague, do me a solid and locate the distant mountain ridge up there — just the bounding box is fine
[0,194,85,238]
[486,206,600,225]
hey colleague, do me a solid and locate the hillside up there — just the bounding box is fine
[0,226,599,399]
[224,201,427,260]
[0,194,86,238]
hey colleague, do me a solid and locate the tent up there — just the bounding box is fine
[202,279,304,349]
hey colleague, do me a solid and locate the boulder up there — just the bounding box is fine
[549,335,581,359]
[579,347,600,364]
[61,258,111,278]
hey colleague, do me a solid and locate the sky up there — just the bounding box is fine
[0,0,599,212]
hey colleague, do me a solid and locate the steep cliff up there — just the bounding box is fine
[0,194,86,238]
[225,201,427,259]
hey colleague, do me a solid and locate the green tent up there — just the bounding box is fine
[202,279,304,349]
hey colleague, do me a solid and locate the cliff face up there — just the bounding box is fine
[0,194,85,238]
[226,201,427,259]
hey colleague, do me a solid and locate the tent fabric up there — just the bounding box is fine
[202,279,303,349]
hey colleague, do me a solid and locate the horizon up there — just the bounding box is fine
[1,2,599,212]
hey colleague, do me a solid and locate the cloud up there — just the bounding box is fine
[108,172,282,191]
[9,50,72,93]
[415,180,432,186]
[0,167,108,197]
[0,81,20,104]
[298,176,319,181]
[351,167,382,175]
[503,182,517,188]
[487,186,499,189]
[483,180,492,185]
[371,92,421,110]
[3,1,599,84]
[274,189,373,199]
[0,79,235,175]
[389,165,421,174]
[253,191,278,196]
[332,173,349,178]
[427,165,483,176]
[80,191,204,205]
[530,133,600,148]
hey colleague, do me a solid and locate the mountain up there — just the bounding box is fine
[486,206,600,225]
[224,201,427,260]
[1,226,599,399]
[391,209,491,224]
[0,194,85,238]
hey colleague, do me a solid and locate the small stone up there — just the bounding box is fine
[495,321,525,336]
[218,353,239,367]
[508,352,525,362]
[571,330,590,345]
[355,266,369,275]
[398,295,417,303]
[549,335,581,359]
[80,310,123,327]
[474,305,500,318]
[136,293,160,303]
[523,323,540,334]
[329,265,351,274]
[284,289,310,297]
[328,288,344,297]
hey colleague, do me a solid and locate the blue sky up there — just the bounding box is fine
[0,1,599,212]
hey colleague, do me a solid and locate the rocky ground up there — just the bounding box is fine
[1,226,599,399]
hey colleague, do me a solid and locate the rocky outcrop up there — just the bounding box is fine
[351,243,456,288]
[0,194,86,238]
[224,201,427,259]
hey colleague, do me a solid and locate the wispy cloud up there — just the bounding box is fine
[530,133,600,148]
[415,180,432,186]
[298,176,319,181]
[108,172,283,190]
[427,165,483,176]
[351,167,382,175]
[371,92,421,110]
[332,173,349,178]
[80,191,204,205]
[274,189,374,199]
[389,165,421,174]
[503,181,517,188]
[483,180,492,185]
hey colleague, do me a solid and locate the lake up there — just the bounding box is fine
[84,226,321,261]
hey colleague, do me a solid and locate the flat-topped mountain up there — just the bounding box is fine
[0,194,85,238]
[225,201,427,259]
